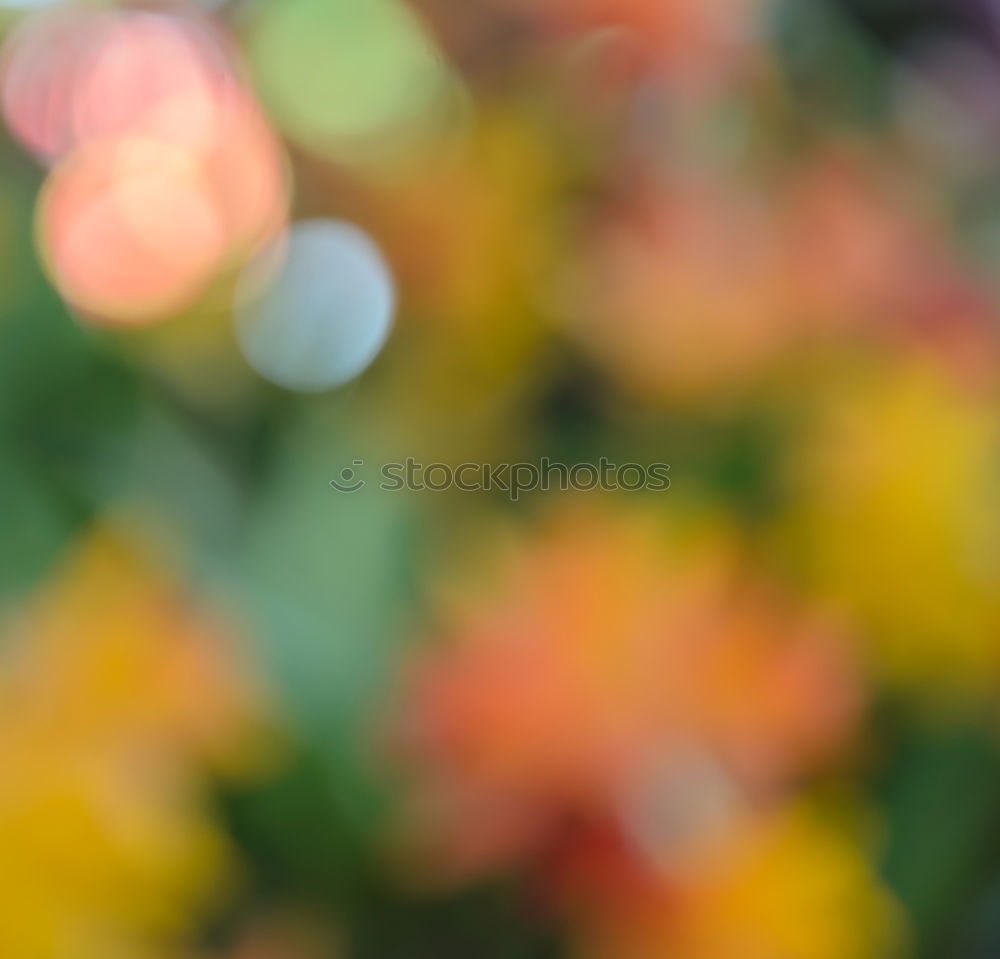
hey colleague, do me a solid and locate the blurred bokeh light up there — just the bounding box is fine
[246,0,466,166]
[4,6,287,324]
[234,219,395,392]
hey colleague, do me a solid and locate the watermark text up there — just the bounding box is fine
[330,458,670,501]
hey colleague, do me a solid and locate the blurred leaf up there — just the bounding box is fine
[223,400,417,826]
[880,721,1000,956]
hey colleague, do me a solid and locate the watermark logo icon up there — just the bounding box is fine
[330,459,366,492]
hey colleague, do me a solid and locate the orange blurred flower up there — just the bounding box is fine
[565,172,790,400]
[565,150,995,401]
[493,0,767,97]
[396,506,861,878]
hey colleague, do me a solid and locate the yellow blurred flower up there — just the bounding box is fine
[0,524,263,959]
[361,107,559,439]
[560,803,902,959]
[781,355,1000,694]
[380,107,555,337]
